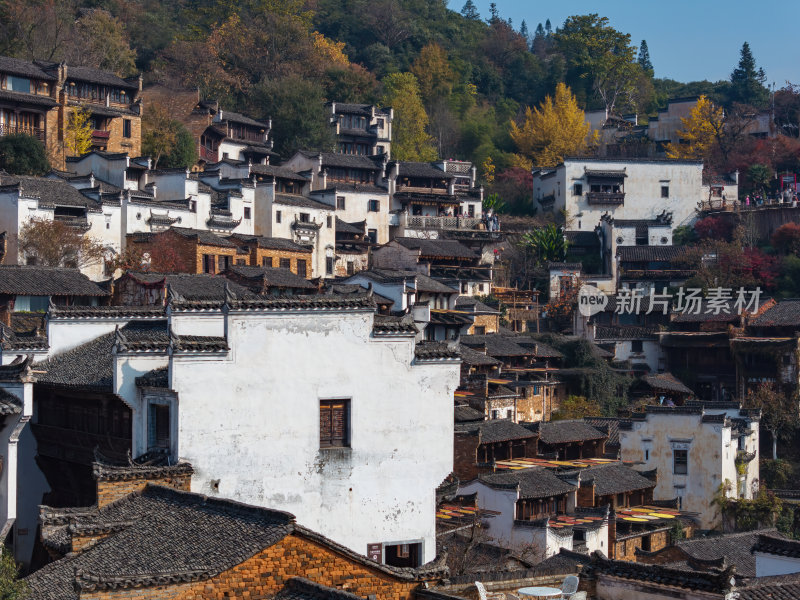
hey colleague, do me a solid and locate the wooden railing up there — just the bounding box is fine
[587,191,625,205]
[0,123,45,141]
[199,146,218,162]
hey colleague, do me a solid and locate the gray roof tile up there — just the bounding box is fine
[455,419,535,444]
[478,467,576,499]
[0,265,108,297]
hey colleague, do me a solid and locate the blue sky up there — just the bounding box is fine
[454,0,798,88]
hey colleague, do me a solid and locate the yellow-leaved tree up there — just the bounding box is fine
[664,95,724,160]
[382,73,437,161]
[410,43,454,104]
[65,105,93,157]
[510,83,595,169]
[312,31,350,66]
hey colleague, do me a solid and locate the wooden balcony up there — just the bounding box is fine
[200,145,218,162]
[404,215,483,230]
[587,192,625,205]
[0,123,45,142]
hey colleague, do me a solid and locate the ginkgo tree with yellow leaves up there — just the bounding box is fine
[65,105,93,157]
[510,83,596,169]
[664,95,724,161]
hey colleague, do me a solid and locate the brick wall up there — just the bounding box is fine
[194,243,238,274]
[453,433,479,480]
[96,473,192,508]
[81,531,421,600]
[252,248,313,276]
[516,389,544,423]
[71,530,112,553]
[335,253,369,277]
[577,483,595,507]
[468,314,499,335]
[105,114,142,157]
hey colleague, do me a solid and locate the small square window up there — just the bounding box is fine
[336,196,346,210]
[367,229,377,244]
[280,258,291,270]
[326,256,334,275]
[148,403,170,450]
[631,340,643,353]
[244,207,251,219]
[368,199,379,212]
[327,216,332,228]
[297,259,307,278]
[347,261,354,275]
[674,449,688,475]
[123,119,132,138]
[262,256,273,268]
[574,183,583,196]
[276,210,281,223]
[299,212,310,223]
[661,185,670,198]
[320,399,350,448]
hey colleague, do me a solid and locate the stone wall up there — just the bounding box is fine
[453,433,480,480]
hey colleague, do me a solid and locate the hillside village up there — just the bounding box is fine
[0,3,799,600]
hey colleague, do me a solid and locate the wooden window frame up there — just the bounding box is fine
[320,399,350,448]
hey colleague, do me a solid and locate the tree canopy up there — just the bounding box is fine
[730,41,768,108]
[0,134,49,175]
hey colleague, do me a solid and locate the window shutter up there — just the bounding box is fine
[320,403,332,446]
[331,402,346,445]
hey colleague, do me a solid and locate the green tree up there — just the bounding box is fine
[142,104,178,168]
[460,0,480,20]
[251,75,335,156]
[554,14,639,115]
[637,39,653,76]
[65,9,137,77]
[520,224,567,265]
[730,41,769,108]
[65,105,93,157]
[381,72,437,161]
[748,163,772,197]
[0,550,26,600]
[0,133,49,175]
[510,82,595,168]
[160,125,198,169]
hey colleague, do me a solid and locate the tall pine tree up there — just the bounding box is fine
[638,39,653,75]
[545,19,552,35]
[519,19,528,40]
[460,0,480,20]
[730,41,769,107]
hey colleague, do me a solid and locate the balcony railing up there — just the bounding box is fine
[0,123,45,141]
[587,192,625,205]
[54,215,91,232]
[199,146,218,162]
[405,215,483,230]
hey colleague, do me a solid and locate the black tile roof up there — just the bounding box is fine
[27,485,294,599]
[224,265,315,289]
[0,88,58,108]
[47,305,165,319]
[752,533,800,559]
[396,161,454,180]
[330,102,373,116]
[415,341,460,361]
[217,110,268,128]
[167,227,236,247]
[275,193,333,210]
[0,174,99,209]
[303,152,381,170]
[0,265,108,297]
[460,335,530,357]
[373,314,417,335]
[392,238,477,260]
[547,262,582,270]
[676,529,783,578]
[616,246,689,262]
[0,56,56,79]
[455,418,535,444]
[0,389,22,415]
[230,234,311,253]
[455,297,500,314]
[641,372,693,394]
[135,366,168,388]
[578,463,655,496]
[671,299,741,323]
[275,578,366,600]
[478,467,576,499]
[749,300,800,327]
[250,164,308,181]
[321,183,388,194]
[125,272,253,302]
[63,64,139,88]
[738,572,800,600]
[324,284,394,307]
[583,417,621,448]
[590,555,734,594]
[335,218,365,235]
[35,329,116,390]
[527,420,607,445]
[457,344,501,367]
[454,405,485,423]
[223,295,376,312]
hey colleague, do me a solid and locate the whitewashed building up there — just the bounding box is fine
[532,158,703,232]
[617,403,760,529]
[10,296,460,568]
